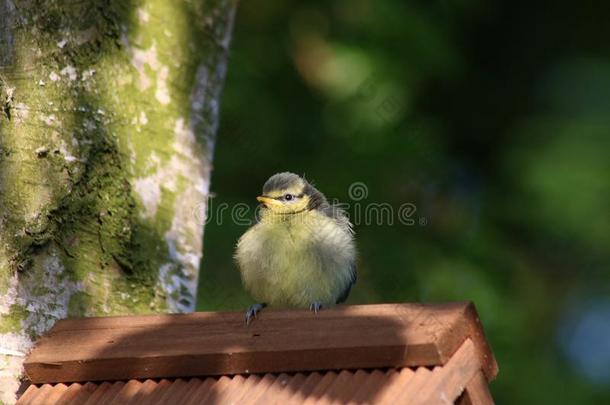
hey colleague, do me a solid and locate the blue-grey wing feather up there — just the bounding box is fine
[336,263,357,304]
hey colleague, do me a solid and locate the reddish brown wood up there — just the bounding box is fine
[374,368,415,404]
[459,370,495,405]
[414,339,480,405]
[435,303,499,380]
[16,384,39,405]
[394,367,432,404]
[23,302,497,384]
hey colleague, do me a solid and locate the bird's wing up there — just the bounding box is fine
[336,262,357,304]
[322,203,356,304]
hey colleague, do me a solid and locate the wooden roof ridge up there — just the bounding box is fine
[23,302,498,385]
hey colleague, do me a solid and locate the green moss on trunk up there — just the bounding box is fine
[0,0,236,402]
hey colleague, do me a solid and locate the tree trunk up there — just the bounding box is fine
[0,0,236,401]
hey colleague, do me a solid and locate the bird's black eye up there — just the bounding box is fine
[284,194,294,201]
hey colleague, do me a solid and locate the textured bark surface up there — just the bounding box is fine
[0,0,236,401]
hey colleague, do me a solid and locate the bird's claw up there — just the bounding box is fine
[309,302,323,313]
[245,303,266,325]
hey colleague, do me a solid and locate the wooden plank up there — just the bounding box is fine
[434,302,499,380]
[346,369,386,405]
[412,339,480,405]
[393,367,432,404]
[374,368,415,404]
[269,373,307,405]
[24,383,54,405]
[458,370,495,405]
[23,302,495,384]
[15,384,39,405]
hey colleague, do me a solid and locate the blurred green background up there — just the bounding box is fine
[197,1,610,403]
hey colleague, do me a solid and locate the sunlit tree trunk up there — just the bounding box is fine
[0,0,236,401]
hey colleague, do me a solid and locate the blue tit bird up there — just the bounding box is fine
[235,172,357,324]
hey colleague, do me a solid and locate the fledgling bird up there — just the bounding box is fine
[235,172,356,324]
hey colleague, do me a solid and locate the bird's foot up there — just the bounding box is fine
[309,302,323,313]
[245,303,266,325]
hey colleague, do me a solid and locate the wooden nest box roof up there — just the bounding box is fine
[18,302,498,404]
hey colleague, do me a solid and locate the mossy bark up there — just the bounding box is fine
[0,0,236,401]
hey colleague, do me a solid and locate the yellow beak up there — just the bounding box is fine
[257,196,282,207]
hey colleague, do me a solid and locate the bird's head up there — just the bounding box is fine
[256,172,326,215]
